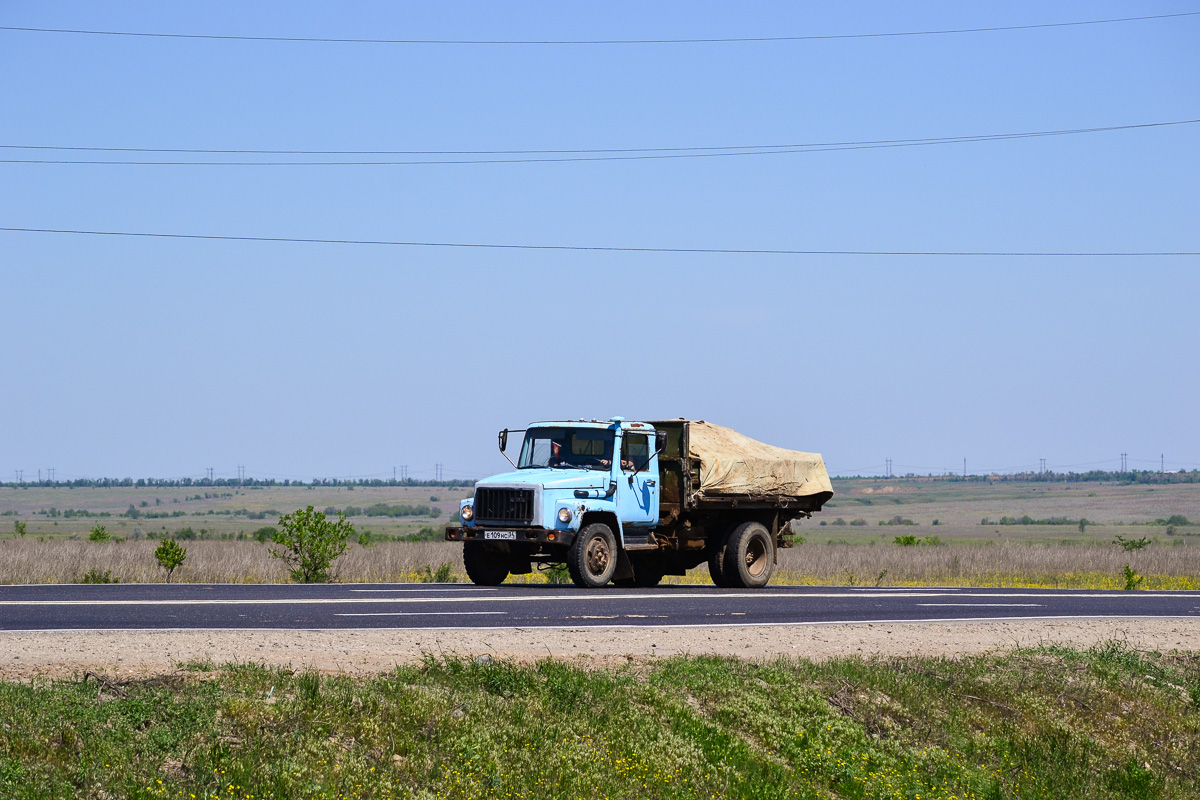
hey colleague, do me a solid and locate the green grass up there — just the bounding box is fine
[2,642,1198,798]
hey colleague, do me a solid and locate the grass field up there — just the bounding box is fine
[1,479,1198,588]
[2,642,1197,799]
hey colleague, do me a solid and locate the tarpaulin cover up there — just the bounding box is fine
[685,421,834,498]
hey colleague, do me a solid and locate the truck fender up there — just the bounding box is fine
[574,505,624,541]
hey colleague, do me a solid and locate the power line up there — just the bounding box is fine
[2,227,1196,257]
[2,120,1195,166]
[1,13,1195,45]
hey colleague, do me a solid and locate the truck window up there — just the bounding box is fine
[622,433,649,472]
[518,427,615,470]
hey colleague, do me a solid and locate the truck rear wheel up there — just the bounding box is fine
[707,525,734,587]
[722,521,775,588]
[567,522,618,588]
[463,542,510,586]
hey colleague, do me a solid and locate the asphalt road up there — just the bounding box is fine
[1,584,1198,631]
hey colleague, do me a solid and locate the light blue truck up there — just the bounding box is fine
[446,418,833,588]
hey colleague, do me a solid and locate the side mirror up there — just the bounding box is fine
[655,431,667,454]
[498,429,508,452]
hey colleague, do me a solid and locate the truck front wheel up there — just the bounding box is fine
[722,521,775,588]
[463,542,510,586]
[567,522,618,588]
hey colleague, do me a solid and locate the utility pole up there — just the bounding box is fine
[1162,454,1165,473]
[1039,458,1046,475]
[237,464,245,484]
[963,458,967,478]
[401,465,408,481]
[435,463,443,482]
[14,470,22,483]
[885,458,892,479]
[1120,453,1127,472]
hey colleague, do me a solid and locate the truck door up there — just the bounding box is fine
[617,431,659,527]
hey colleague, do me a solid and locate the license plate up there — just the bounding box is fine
[483,531,517,541]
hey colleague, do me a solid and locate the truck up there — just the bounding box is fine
[445,418,833,588]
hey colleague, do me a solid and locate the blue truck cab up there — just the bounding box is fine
[446,417,666,587]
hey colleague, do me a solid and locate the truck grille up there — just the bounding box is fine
[474,488,535,524]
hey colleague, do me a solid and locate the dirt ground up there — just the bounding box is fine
[3,618,1198,681]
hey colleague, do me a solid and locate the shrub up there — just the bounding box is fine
[1113,535,1150,552]
[417,562,455,583]
[13,520,26,537]
[74,568,117,584]
[893,535,919,546]
[154,539,187,582]
[849,518,867,527]
[1122,564,1144,591]
[88,524,110,542]
[270,506,354,583]
[250,526,276,543]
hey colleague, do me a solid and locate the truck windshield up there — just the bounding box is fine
[518,427,615,470]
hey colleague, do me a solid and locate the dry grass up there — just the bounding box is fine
[0,539,464,585]
[1,537,1197,589]
[767,541,1200,589]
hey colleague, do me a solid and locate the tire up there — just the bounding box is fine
[463,542,509,586]
[707,525,734,588]
[567,522,618,588]
[722,521,775,588]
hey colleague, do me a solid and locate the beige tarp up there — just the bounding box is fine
[685,421,834,498]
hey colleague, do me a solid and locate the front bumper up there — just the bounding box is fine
[445,525,575,547]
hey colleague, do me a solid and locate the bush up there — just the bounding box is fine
[13,520,26,537]
[1113,535,1150,552]
[1122,564,1144,591]
[74,568,117,584]
[88,524,110,542]
[154,539,187,582]
[270,506,355,583]
[893,535,919,546]
[417,562,455,583]
[251,526,276,543]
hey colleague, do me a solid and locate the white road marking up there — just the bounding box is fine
[335,611,506,617]
[0,590,1193,606]
[347,587,495,593]
[917,603,1043,607]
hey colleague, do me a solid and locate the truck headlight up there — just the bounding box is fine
[557,508,572,524]
[461,504,474,522]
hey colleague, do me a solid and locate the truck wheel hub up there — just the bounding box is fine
[586,538,610,573]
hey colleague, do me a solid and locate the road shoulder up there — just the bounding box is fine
[3,617,1199,681]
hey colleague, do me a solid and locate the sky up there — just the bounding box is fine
[1,1,1197,482]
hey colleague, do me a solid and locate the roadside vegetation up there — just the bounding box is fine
[1,642,1197,799]
[0,479,1198,588]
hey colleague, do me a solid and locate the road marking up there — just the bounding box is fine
[335,611,506,617]
[347,588,496,593]
[0,591,1194,606]
[917,603,1043,607]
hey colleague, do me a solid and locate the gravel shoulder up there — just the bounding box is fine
[4,618,1199,681]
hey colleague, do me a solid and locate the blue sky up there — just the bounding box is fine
[1,2,1197,481]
